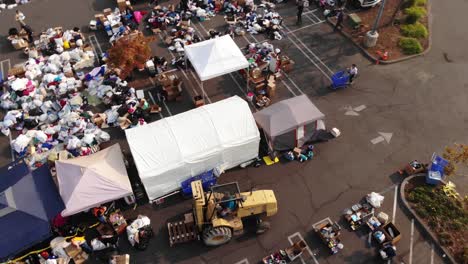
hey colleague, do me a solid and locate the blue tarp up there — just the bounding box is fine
[0,160,65,261]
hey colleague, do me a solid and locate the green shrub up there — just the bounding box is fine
[405,6,427,24]
[399,37,423,54]
[415,0,427,5]
[401,22,428,38]
[403,0,416,8]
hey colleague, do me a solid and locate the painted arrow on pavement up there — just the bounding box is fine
[371,132,393,145]
[344,105,367,116]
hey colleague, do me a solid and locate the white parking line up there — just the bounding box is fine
[310,12,324,24]
[89,34,103,55]
[88,35,100,59]
[233,258,249,264]
[430,243,434,264]
[287,20,326,34]
[146,89,164,119]
[282,26,332,81]
[409,218,414,264]
[148,77,173,116]
[283,24,334,76]
[280,79,298,96]
[288,232,319,264]
[303,8,318,15]
[392,185,398,223]
[282,71,305,95]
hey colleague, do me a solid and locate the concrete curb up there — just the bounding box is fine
[326,0,433,64]
[400,174,457,264]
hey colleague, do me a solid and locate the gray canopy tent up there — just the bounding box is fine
[253,95,325,151]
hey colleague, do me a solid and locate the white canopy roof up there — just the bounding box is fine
[184,35,249,81]
[55,144,132,216]
[125,96,260,200]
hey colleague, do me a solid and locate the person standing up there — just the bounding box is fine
[21,25,34,43]
[15,10,26,27]
[348,64,358,84]
[296,0,304,25]
[334,9,344,31]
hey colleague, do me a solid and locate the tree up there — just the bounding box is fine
[107,32,153,79]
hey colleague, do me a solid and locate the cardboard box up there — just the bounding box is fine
[164,36,173,45]
[117,0,127,11]
[267,84,276,97]
[8,65,25,76]
[95,13,105,23]
[157,74,172,87]
[113,254,130,264]
[293,147,302,156]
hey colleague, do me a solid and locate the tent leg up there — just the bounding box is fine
[246,67,249,93]
[201,81,205,103]
[185,56,187,70]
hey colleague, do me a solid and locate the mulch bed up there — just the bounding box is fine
[404,177,468,263]
[339,0,429,61]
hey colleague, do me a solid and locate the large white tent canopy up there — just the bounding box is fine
[125,96,260,200]
[184,35,249,81]
[55,144,133,216]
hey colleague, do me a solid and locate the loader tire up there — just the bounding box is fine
[202,226,232,246]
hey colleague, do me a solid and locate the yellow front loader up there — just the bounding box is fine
[168,180,278,247]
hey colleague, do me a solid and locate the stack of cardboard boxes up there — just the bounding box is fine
[157,73,183,101]
[267,75,276,97]
[280,56,295,73]
[116,0,131,11]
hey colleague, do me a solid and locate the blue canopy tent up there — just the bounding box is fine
[0,160,65,261]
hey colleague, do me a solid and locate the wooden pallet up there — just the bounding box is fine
[168,213,198,247]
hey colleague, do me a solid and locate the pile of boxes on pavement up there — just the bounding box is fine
[91,0,145,42]
[242,42,293,107]
[32,27,87,56]
[156,73,183,101]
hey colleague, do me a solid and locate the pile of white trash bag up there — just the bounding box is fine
[0,48,112,169]
[366,192,385,208]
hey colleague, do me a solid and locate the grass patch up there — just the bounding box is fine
[401,22,428,39]
[398,37,423,54]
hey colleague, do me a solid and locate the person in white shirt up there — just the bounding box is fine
[15,10,26,26]
[348,64,358,84]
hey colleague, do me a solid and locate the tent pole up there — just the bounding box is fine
[185,55,187,70]
[246,67,249,92]
[201,81,205,103]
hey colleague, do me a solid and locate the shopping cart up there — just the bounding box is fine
[330,70,350,90]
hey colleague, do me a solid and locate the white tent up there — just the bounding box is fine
[184,35,249,100]
[55,144,133,216]
[125,96,260,200]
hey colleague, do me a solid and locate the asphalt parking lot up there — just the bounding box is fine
[1,0,466,263]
